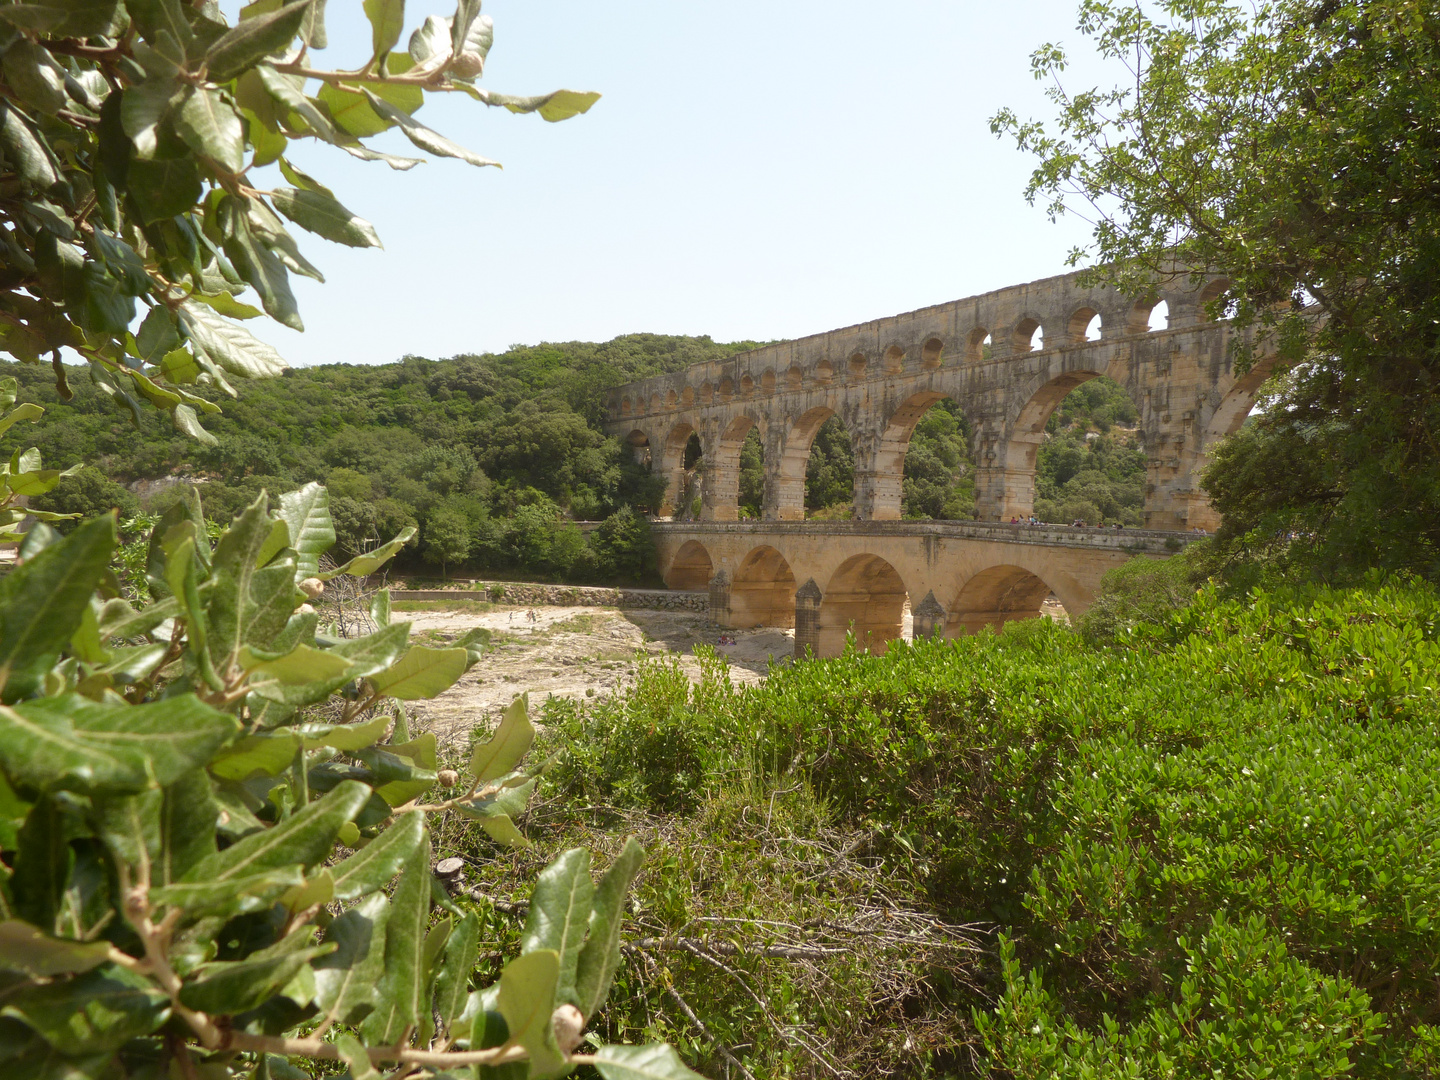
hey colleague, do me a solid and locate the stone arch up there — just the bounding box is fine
[847,352,867,380]
[1125,297,1160,334]
[814,359,834,385]
[863,390,956,520]
[619,396,633,417]
[883,345,905,375]
[740,373,755,396]
[982,362,1141,520]
[647,392,661,412]
[703,414,762,520]
[625,428,652,470]
[1012,315,1044,353]
[718,377,734,401]
[761,369,777,393]
[730,545,797,628]
[818,553,909,656]
[681,386,695,407]
[700,382,714,404]
[665,540,714,590]
[1183,353,1281,530]
[1197,278,1232,321]
[774,405,843,521]
[946,564,1065,636]
[1067,306,1102,344]
[664,389,678,407]
[786,364,804,390]
[657,420,699,516]
[921,337,943,369]
[966,327,990,362]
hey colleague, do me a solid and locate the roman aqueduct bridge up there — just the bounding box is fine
[604,267,1270,656]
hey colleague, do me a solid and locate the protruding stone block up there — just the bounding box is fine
[912,590,946,640]
[793,578,822,658]
[708,570,730,627]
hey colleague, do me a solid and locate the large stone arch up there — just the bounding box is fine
[945,562,1076,636]
[1181,353,1282,530]
[978,358,1140,521]
[860,390,963,520]
[818,553,909,656]
[657,419,700,517]
[665,539,714,591]
[730,545,797,628]
[771,405,847,521]
[703,413,765,521]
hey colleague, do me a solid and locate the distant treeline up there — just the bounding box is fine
[10,340,1151,582]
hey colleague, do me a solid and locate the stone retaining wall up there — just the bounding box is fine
[390,582,708,612]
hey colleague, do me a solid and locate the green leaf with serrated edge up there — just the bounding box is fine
[245,644,353,688]
[0,920,110,976]
[172,402,218,444]
[325,620,412,671]
[469,694,535,783]
[1,694,238,795]
[434,910,479,1026]
[0,402,43,438]
[361,88,498,167]
[372,732,436,806]
[2,41,65,116]
[150,866,303,919]
[182,779,368,883]
[336,1033,380,1080]
[188,291,264,320]
[204,494,296,673]
[314,891,388,1026]
[208,731,302,781]
[485,89,602,123]
[478,813,529,849]
[521,849,593,1012]
[205,0,313,82]
[12,795,66,928]
[271,186,382,249]
[369,646,467,700]
[121,78,181,159]
[362,0,403,59]
[256,66,337,142]
[176,85,244,173]
[423,912,451,979]
[0,515,113,703]
[158,769,216,883]
[90,786,160,874]
[179,937,332,1015]
[460,776,535,821]
[1,964,170,1053]
[370,588,391,627]
[369,828,430,1040]
[575,837,644,1018]
[0,103,59,188]
[317,525,416,579]
[339,141,424,170]
[497,949,564,1079]
[278,482,336,580]
[134,305,179,363]
[223,204,302,330]
[129,152,203,224]
[0,0,118,36]
[297,712,390,751]
[128,0,193,59]
[329,807,423,900]
[179,298,286,378]
[253,515,291,569]
[592,1043,707,1080]
[408,13,449,65]
[249,110,288,166]
[278,156,335,197]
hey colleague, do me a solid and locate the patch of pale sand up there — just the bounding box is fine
[398,605,794,746]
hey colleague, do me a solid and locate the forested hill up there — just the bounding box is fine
[5,334,762,581]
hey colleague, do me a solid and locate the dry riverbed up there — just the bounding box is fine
[394,602,793,745]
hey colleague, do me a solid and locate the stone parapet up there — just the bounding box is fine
[652,519,1196,556]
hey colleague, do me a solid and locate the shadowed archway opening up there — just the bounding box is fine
[818,554,908,656]
[738,428,765,519]
[876,396,978,521]
[658,421,697,518]
[666,540,714,591]
[805,415,855,519]
[991,372,1144,523]
[946,565,1063,636]
[705,416,761,520]
[731,546,797,628]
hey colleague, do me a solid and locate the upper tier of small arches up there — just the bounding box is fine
[612,274,1232,419]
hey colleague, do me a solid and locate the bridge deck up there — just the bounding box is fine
[652,518,1196,556]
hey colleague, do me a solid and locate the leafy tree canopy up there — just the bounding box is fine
[993,0,1440,579]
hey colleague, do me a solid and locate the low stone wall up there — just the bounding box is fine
[390,582,708,613]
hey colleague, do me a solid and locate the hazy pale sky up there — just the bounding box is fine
[238,0,1115,367]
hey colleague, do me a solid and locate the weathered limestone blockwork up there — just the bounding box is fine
[605,268,1270,531]
[657,520,1192,657]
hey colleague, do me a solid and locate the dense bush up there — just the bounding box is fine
[532,578,1440,1076]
